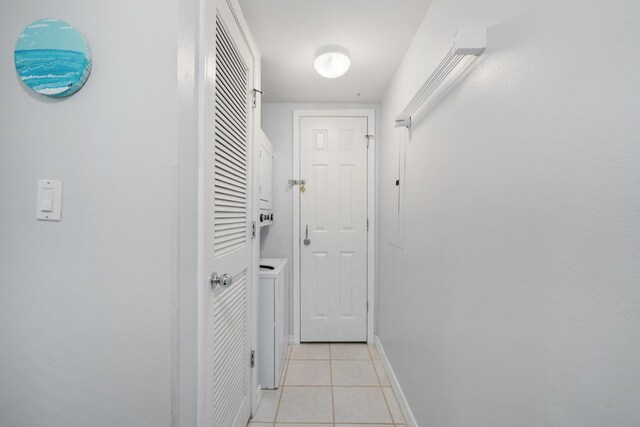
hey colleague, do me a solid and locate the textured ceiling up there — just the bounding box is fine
[238,0,433,103]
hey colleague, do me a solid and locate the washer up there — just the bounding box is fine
[259,258,288,389]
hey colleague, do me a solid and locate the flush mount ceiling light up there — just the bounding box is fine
[314,45,351,79]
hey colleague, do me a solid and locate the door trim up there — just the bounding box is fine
[292,109,376,345]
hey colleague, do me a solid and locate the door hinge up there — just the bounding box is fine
[367,301,369,312]
[365,134,374,148]
[367,218,369,231]
[251,221,256,239]
[250,350,255,368]
[252,88,264,109]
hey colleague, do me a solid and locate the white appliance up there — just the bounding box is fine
[258,129,274,227]
[259,258,288,389]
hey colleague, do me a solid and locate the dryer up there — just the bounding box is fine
[258,129,274,227]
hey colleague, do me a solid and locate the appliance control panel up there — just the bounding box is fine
[259,210,274,227]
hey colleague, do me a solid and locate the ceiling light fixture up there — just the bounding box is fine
[314,45,351,79]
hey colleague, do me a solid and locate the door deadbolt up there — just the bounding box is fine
[209,272,233,288]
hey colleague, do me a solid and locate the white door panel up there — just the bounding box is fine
[203,3,253,426]
[300,117,368,342]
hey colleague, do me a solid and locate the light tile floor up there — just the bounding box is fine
[249,343,406,427]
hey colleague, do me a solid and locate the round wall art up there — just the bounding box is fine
[14,19,92,98]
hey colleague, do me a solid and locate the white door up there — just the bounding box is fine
[300,116,369,342]
[202,4,253,427]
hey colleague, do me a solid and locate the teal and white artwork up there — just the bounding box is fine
[14,19,92,98]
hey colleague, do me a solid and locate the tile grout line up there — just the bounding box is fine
[371,345,396,424]
[368,344,381,387]
[368,344,378,385]
[329,344,336,425]
[272,348,292,425]
[371,344,397,422]
[369,344,395,425]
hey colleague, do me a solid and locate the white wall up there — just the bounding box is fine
[261,103,380,337]
[0,1,189,426]
[177,0,202,424]
[377,0,640,425]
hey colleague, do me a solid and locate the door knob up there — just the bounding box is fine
[209,271,233,288]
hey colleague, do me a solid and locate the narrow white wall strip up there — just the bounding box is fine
[375,336,419,427]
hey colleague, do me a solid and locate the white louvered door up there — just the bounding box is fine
[203,2,253,427]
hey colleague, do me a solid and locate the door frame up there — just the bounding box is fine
[292,109,376,345]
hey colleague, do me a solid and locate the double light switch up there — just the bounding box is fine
[37,179,62,221]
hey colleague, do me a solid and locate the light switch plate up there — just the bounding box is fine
[37,179,62,221]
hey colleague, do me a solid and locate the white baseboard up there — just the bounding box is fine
[375,335,418,427]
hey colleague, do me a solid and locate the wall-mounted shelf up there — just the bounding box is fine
[395,29,486,128]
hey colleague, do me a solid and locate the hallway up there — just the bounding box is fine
[2,0,640,425]
[249,344,406,426]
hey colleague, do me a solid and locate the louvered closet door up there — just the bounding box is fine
[203,3,253,427]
